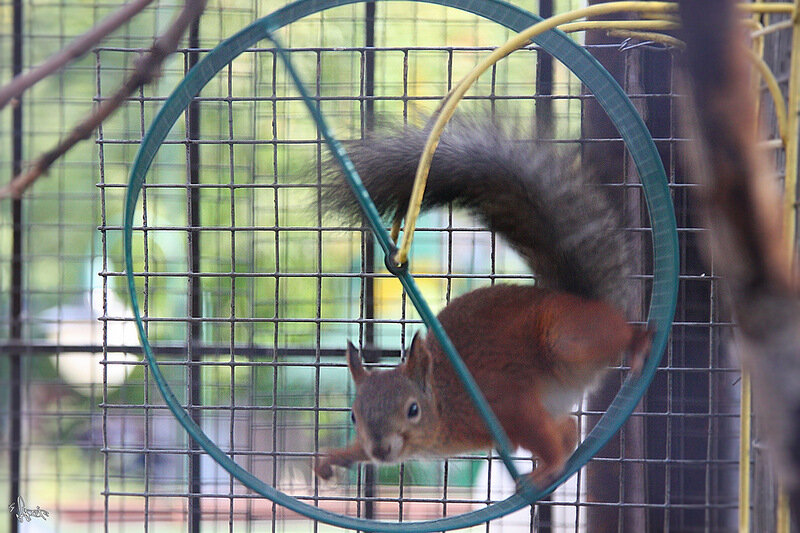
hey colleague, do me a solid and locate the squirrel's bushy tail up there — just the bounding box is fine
[322,115,631,309]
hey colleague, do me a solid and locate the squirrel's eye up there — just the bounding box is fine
[350,411,356,424]
[407,402,420,419]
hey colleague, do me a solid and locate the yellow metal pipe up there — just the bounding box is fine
[745,47,788,145]
[606,29,685,48]
[739,3,795,14]
[640,11,679,21]
[740,18,763,32]
[777,489,790,533]
[558,20,680,33]
[751,19,793,39]
[776,3,800,532]
[749,17,765,68]
[394,1,679,265]
[393,1,799,265]
[784,0,800,259]
[739,373,752,532]
[738,16,764,531]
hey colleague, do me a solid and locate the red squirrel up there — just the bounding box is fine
[314,115,653,485]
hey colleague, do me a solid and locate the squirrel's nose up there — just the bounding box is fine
[372,444,391,461]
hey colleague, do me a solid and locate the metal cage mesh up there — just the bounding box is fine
[1,0,794,531]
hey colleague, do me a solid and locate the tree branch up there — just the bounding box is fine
[0,0,207,199]
[0,0,156,110]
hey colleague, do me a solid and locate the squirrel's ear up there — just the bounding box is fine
[346,341,368,385]
[402,331,431,391]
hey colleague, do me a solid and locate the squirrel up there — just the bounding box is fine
[314,115,653,486]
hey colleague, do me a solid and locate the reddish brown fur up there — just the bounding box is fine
[315,284,651,483]
[315,442,368,480]
[422,285,647,482]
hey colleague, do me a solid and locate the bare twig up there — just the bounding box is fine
[0,0,156,110]
[678,0,800,523]
[0,0,207,199]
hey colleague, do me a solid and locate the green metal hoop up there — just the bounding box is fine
[124,0,679,530]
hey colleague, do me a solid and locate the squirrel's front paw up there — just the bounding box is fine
[514,471,552,496]
[525,459,565,492]
[314,458,335,480]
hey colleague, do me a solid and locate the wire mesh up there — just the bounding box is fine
[1,0,795,531]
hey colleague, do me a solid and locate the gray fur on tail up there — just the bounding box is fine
[321,115,632,310]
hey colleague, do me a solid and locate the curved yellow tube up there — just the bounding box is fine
[393,1,794,265]
[606,29,685,49]
[739,3,794,14]
[751,19,794,39]
[558,20,679,33]
[393,1,678,265]
[745,47,788,145]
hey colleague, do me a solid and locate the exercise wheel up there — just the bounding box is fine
[123,0,679,530]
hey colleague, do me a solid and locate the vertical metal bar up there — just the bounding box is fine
[778,2,800,528]
[140,79,152,533]
[313,47,323,533]
[97,47,113,533]
[582,8,628,528]
[246,35,259,533]
[226,60,236,533]
[535,0,553,138]
[270,49,280,533]
[362,1,377,522]
[737,18,766,528]
[621,43,647,533]
[187,18,203,533]
[132,73,152,531]
[364,1,376,133]
[9,0,24,528]
[534,2,553,531]
[782,0,800,256]
[443,47,454,523]
[663,54,677,533]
